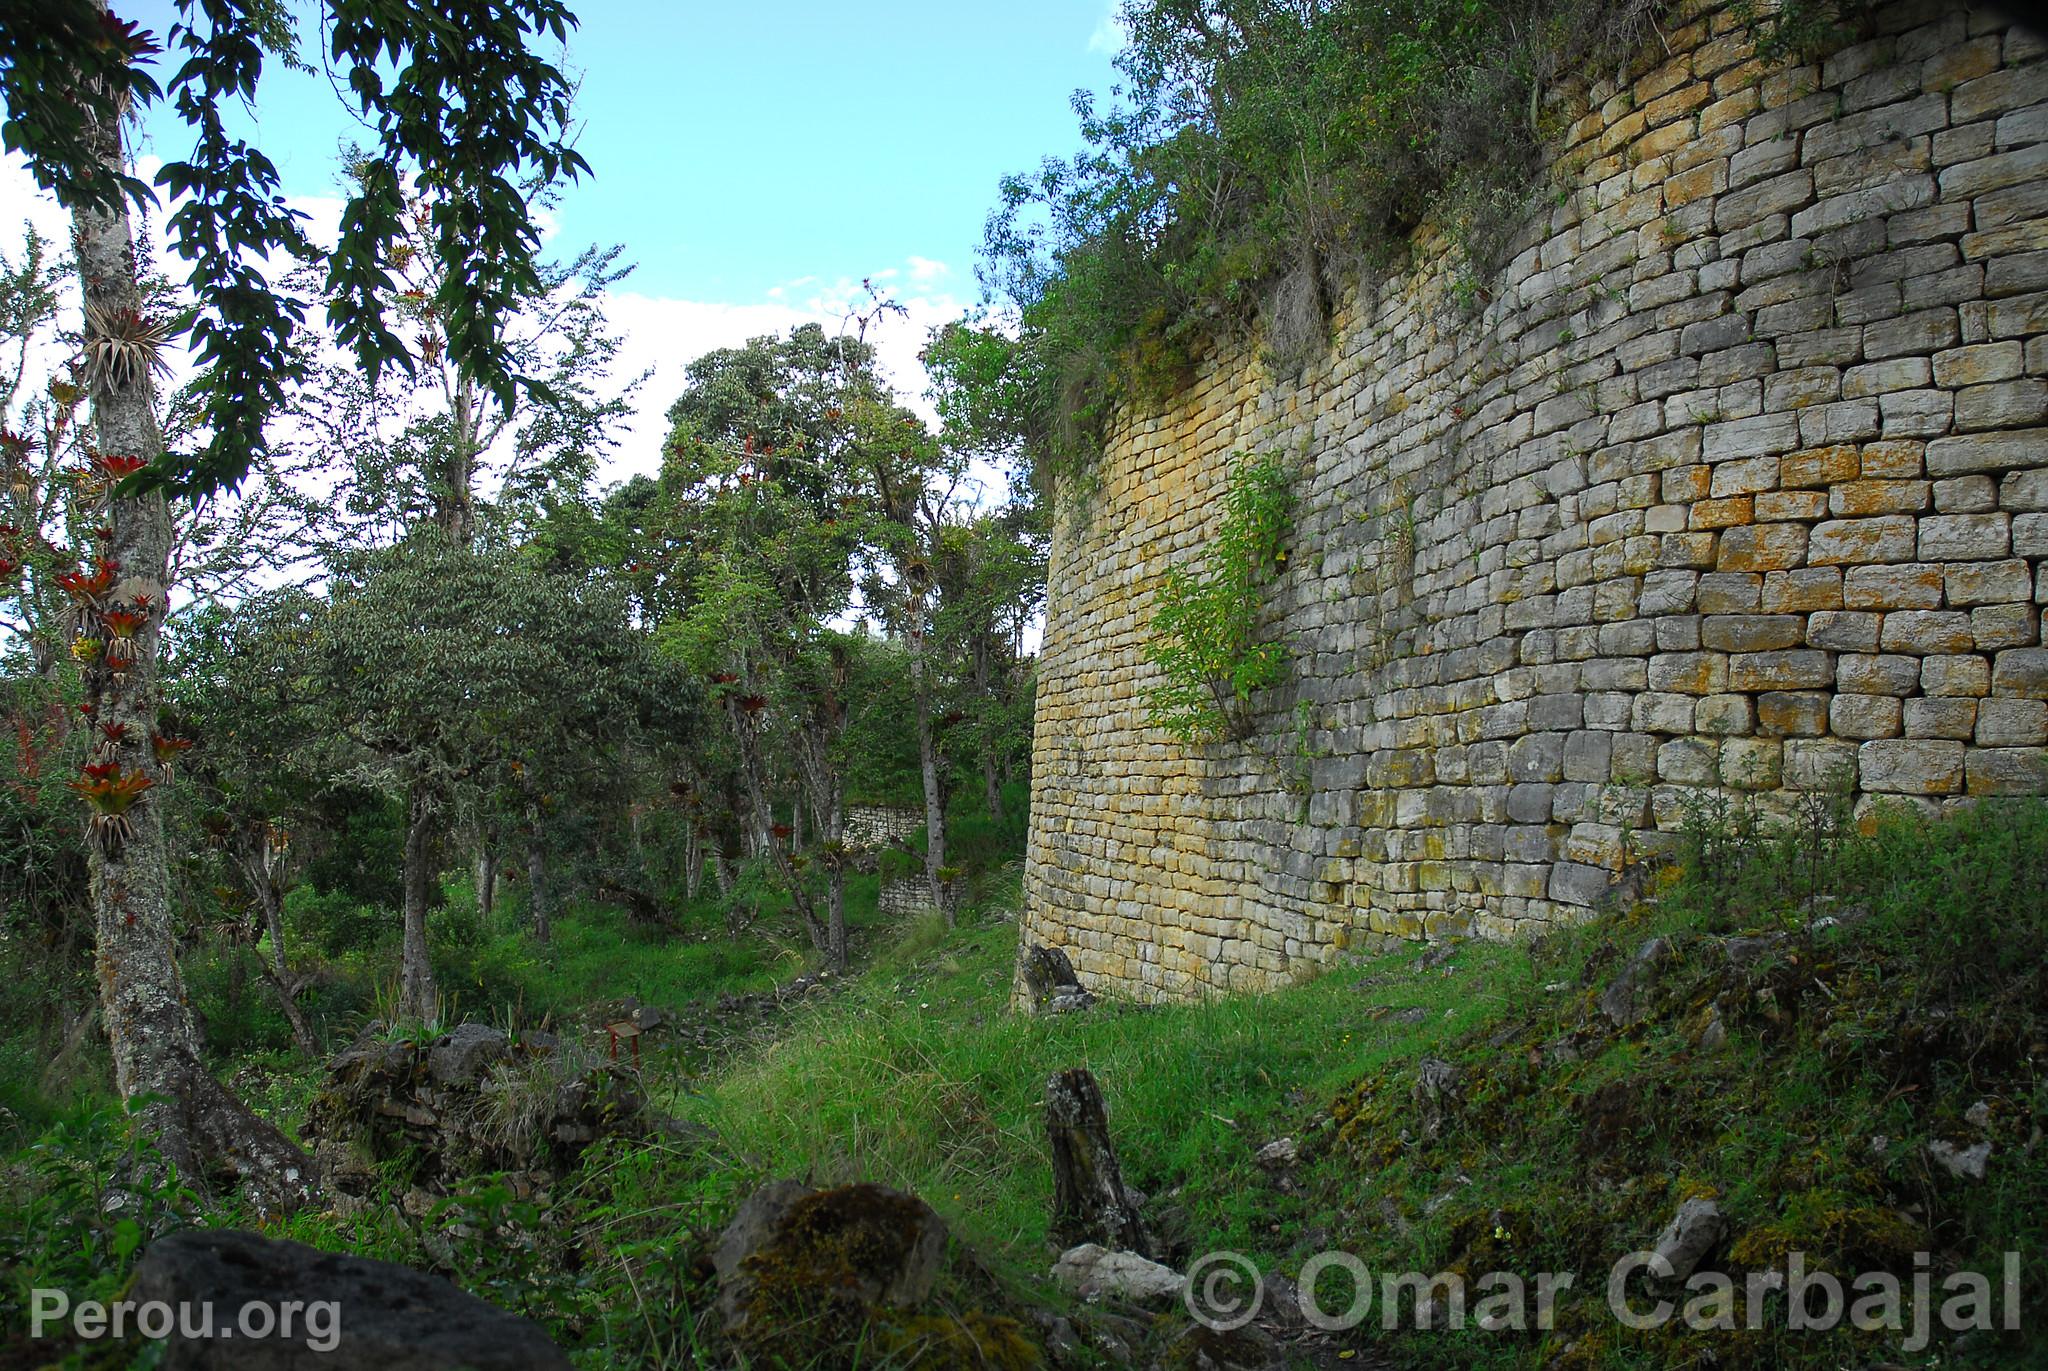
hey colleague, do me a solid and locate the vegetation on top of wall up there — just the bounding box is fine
[980,0,1868,489]
[1144,448,1294,743]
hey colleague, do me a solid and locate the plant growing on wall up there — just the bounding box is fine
[1144,450,1293,743]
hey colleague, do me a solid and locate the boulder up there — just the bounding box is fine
[1412,1057,1462,1141]
[127,1229,568,1370]
[713,1181,948,1336]
[1927,1139,1992,1182]
[1253,1137,1298,1169]
[1649,1198,1727,1280]
[1022,944,1096,1014]
[1600,936,1673,1026]
[1050,1244,1185,1306]
[426,1023,509,1087]
[1159,1319,1287,1370]
[305,1023,651,1201]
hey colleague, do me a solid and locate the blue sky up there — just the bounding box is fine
[5,1,1129,479]
[120,0,1124,302]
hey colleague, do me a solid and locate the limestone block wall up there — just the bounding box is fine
[1022,0,2048,1003]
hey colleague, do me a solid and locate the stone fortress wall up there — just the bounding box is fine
[1021,0,2048,1002]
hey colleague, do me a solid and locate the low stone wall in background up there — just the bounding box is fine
[1023,0,2048,1002]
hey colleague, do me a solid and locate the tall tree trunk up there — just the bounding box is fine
[399,782,439,1024]
[982,751,1004,826]
[726,697,829,957]
[525,810,551,945]
[974,635,1005,824]
[249,874,316,1057]
[436,375,477,544]
[475,847,497,921]
[907,618,951,923]
[71,54,312,1211]
[684,825,705,901]
[816,773,849,971]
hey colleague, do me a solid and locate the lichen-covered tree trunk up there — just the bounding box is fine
[820,784,847,971]
[525,811,551,944]
[475,847,498,921]
[399,782,440,1023]
[72,58,312,1211]
[250,875,316,1057]
[727,695,830,959]
[906,621,952,924]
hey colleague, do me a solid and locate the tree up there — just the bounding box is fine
[0,0,590,1203]
[244,540,685,1022]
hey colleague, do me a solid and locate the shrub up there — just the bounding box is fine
[1143,449,1293,742]
[984,0,1869,483]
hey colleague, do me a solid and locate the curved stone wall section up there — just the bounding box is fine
[1022,0,2048,1002]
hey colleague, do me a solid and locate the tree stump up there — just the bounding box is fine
[1046,1067,1149,1255]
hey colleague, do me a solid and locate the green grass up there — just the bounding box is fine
[669,799,2047,1369]
[5,798,2043,1370]
[678,903,1515,1263]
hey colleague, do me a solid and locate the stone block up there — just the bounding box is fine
[1808,515,1918,563]
[2013,513,2048,557]
[1881,610,1975,654]
[1702,614,1805,651]
[1717,522,1810,570]
[1785,738,1860,790]
[1633,691,1698,733]
[1932,341,2023,388]
[1954,379,2048,431]
[1728,649,1835,690]
[1971,603,2038,650]
[1658,737,1719,784]
[1695,693,1755,735]
[1843,562,1945,608]
[1965,747,2048,795]
[1999,467,2048,511]
[1992,648,2048,699]
[1781,446,1863,490]
[1838,653,1923,695]
[1762,567,1842,612]
[1945,558,2032,606]
[1927,428,2048,475]
[1563,730,1614,783]
[1904,697,1978,740]
[1697,572,1763,614]
[1932,475,1997,512]
[1921,654,1993,697]
[1648,652,1728,694]
[1830,479,1931,515]
[1720,738,1783,790]
[1757,691,1831,737]
[1918,512,2011,559]
[1859,739,1965,794]
[1976,698,2048,746]
[1507,733,1567,783]
[1807,610,1883,652]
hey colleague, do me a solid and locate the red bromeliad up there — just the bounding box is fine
[93,452,148,480]
[69,763,155,851]
[101,606,146,659]
[151,732,194,778]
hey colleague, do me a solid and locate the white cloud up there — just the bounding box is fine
[1087,0,1129,55]
[600,269,968,484]
[2,156,982,507]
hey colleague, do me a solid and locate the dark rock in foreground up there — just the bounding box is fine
[129,1228,569,1370]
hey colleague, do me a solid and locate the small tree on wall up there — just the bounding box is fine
[1144,449,1293,743]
